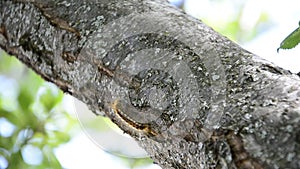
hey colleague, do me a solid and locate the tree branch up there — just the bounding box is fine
[1,0,300,168]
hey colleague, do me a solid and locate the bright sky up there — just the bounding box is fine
[183,0,300,73]
[55,0,300,169]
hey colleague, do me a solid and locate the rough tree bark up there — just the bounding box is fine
[1,0,300,168]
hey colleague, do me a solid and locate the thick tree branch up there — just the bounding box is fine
[1,0,300,168]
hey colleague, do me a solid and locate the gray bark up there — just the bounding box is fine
[1,0,300,168]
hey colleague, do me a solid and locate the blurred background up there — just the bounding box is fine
[1,0,300,168]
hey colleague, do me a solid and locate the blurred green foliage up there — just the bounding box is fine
[183,0,270,43]
[206,11,269,43]
[0,51,76,169]
[120,156,154,169]
[0,51,153,169]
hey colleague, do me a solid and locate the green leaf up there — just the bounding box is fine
[9,150,28,169]
[47,131,70,147]
[39,84,63,112]
[42,146,63,169]
[277,22,300,52]
[17,88,34,111]
[0,51,24,76]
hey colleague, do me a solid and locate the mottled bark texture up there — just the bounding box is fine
[1,0,300,168]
